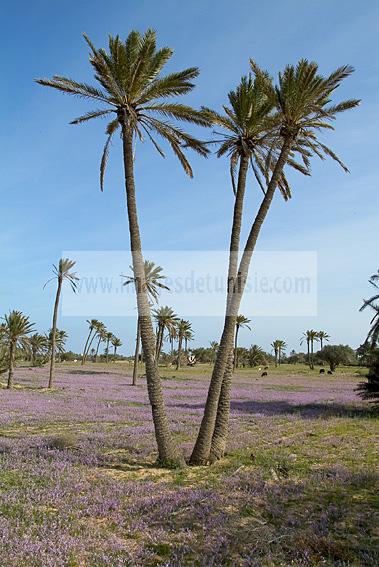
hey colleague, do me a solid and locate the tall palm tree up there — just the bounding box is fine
[44,258,78,388]
[111,336,122,360]
[271,339,287,366]
[29,333,48,366]
[94,323,107,362]
[82,319,101,365]
[176,319,192,369]
[301,330,319,369]
[104,332,114,363]
[191,59,359,466]
[234,315,251,369]
[184,327,194,353]
[360,270,379,346]
[153,306,179,361]
[37,30,211,465]
[318,330,330,351]
[123,260,169,385]
[2,311,34,388]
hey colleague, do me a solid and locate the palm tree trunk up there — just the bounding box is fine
[106,339,110,363]
[95,336,101,363]
[320,338,323,350]
[133,317,141,386]
[190,138,293,465]
[209,350,234,462]
[311,340,314,370]
[48,277,62,389]
[114,346,117,360]
[307,340,311,368]
[233,326,239,370]
[120,117,181,466]
[81,329,93,365]
[7,341,15,389]
[176,337,183,370]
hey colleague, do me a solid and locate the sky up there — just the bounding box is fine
[0,0,378,356]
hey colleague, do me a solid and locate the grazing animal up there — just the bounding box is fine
[327,370,333,375]
[319,369,325,374]
[264,366,269,370]
[261,371,268,377]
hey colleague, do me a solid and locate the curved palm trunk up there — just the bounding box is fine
[132,317,141,386]
[49,277,62,389]
[233,325,240,370]
[95,336,101,363]
[209,351,234,462]
[81,329,93,365]
[191,139,293,465]
[7,340,15,389]
[121,118,182,466]
[105,339,110,363]
[156,325,164,361]
[83,331,97,364]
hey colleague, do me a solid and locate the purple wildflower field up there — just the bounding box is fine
[0,364,378,566]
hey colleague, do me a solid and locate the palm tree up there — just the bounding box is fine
[37,30,211,465]
[360,270,379,346]
[94,323,107,362]
[248,344,266,367]
[2,311,34,388]
[47,328,68,363]
[104,332,114,363]
[301,330,319,369]
[111,336,122,360]
[82,319,100,365]
[234,315,251,369]
[271,339,287,366]
[191,59,359,465]
[209,341,219,365]
[176,319,192,369]
[184,327,194,353]
[44,258,78,388]
[123,260,170,385]
[153,306,178,361]
[318,331,330,351]
[29,333,48,366]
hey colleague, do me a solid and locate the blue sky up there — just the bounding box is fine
[1,0,378,355]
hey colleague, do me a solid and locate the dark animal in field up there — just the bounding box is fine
[264,366,269,370]
[319,369,325,374]
[261,371,268,377]
[327,370,333,375]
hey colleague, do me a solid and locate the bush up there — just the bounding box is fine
[318,344,356,371]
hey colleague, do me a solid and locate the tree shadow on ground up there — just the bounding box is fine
[68,370,117,376]
[169,399,376,419]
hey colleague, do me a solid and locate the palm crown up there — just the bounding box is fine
[360,269,379,345]
[253,58,360,171]
[3,311,34,343]
[203,73,305,200]
[123,260,169,304]
[36,29,211,189]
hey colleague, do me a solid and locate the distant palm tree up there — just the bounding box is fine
[184,327,194,353]
[318,331,330,351]
[104,332,114,363]
[248,344,266,367]
[44,258,78,388]
[111,336,122,360]
[360,270,379,346]
[37,29,210,465]
[82,319,101,365]
[271,339,287,366]
[209,341,219,365]
[234,315,251,369]
[29,333,48,366]
[2,311,34,388]
[176,320,192,369]
[123,260,169,385]
[94,323,107,362]
[153,306,179,361]
[191,59,359,465]
[47,328,68,363]
[301,330,319,369]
